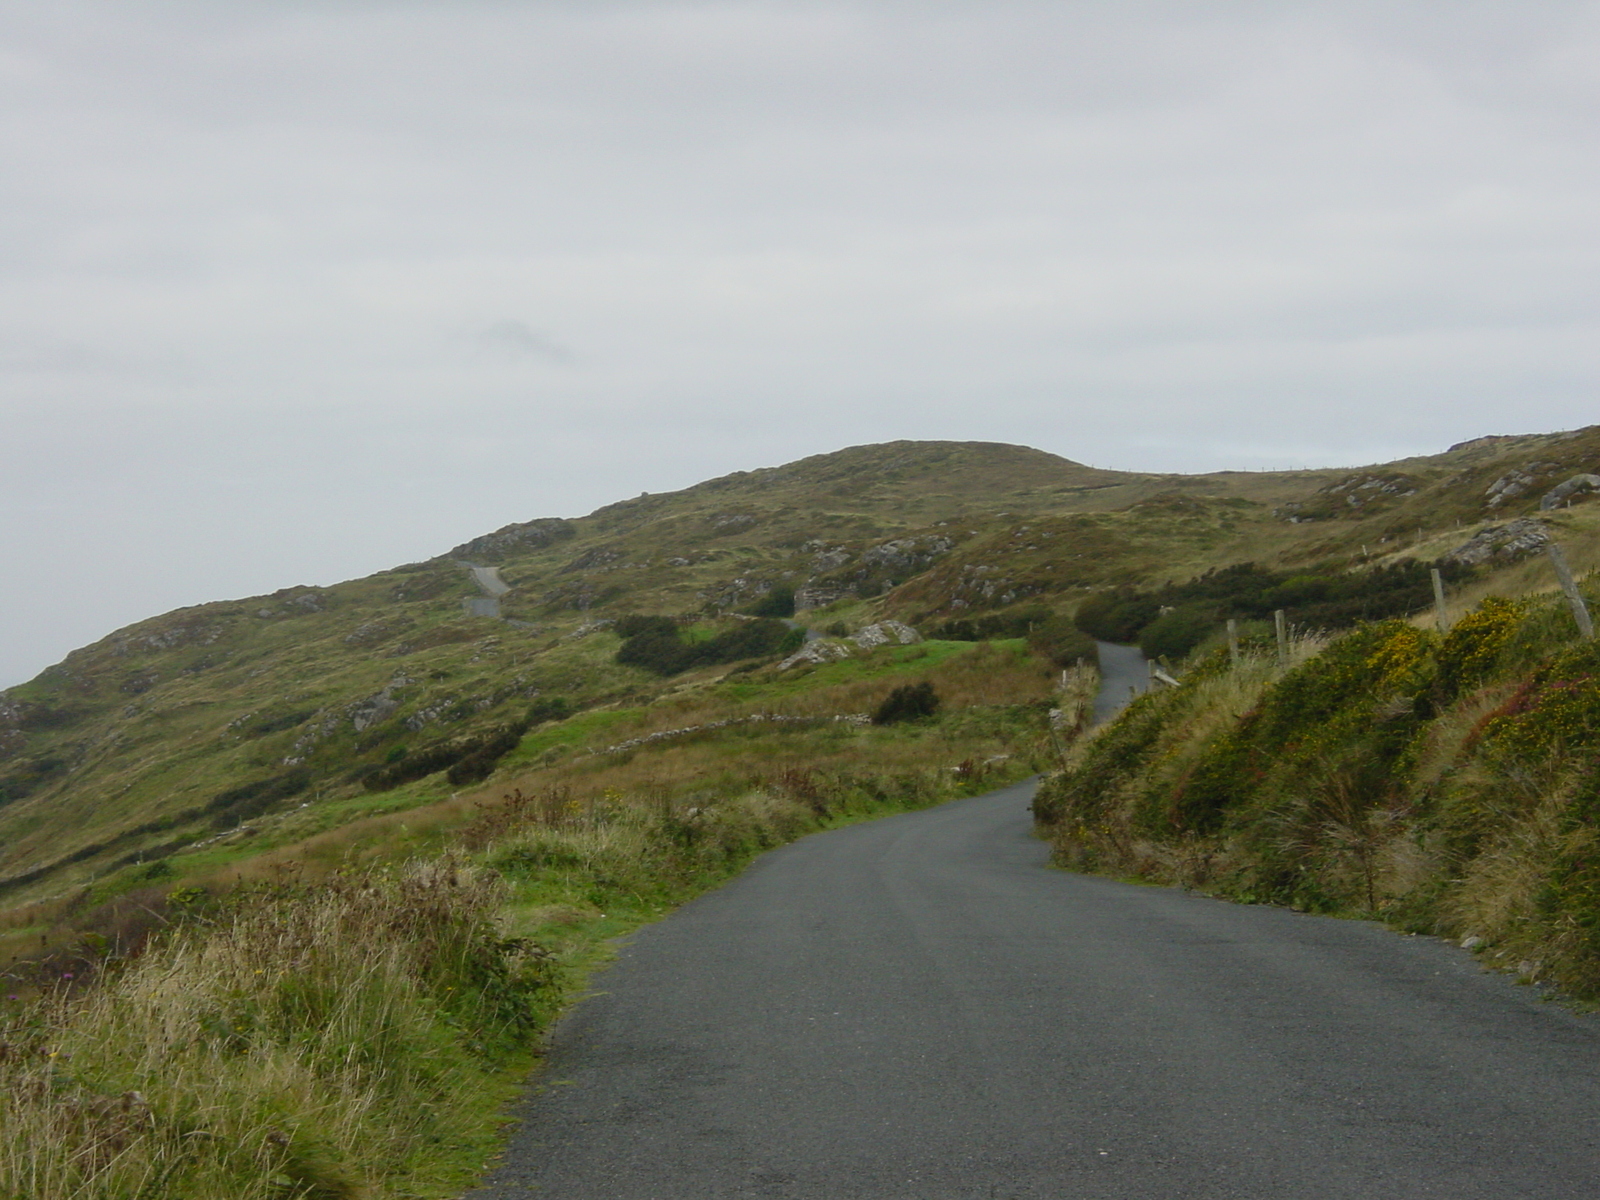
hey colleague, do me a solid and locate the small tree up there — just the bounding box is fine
[872,681,940,725]
[748,586,796,618]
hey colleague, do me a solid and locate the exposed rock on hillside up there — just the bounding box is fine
[1541,474,1600,511]
[1486,463,1563,508]
[1443,518,1550,566]
[449,518,575,562]
[852,621,922,649]
[778,640,853,670]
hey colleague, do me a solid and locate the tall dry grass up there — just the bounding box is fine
[1,859,549,1200]
[1042,641,1321,886]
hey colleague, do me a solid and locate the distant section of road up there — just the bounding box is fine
[469,779,1600,1200]
[468,565,511,597]
[1093,639,1148,725]
[460,563,510,619]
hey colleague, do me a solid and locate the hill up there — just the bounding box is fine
[3,431,1599,912]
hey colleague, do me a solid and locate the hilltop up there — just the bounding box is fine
[3,430,1599,911]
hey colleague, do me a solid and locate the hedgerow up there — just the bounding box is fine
[1037,585,1600,997]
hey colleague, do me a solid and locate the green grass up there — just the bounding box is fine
[712,639,979,702]
[497,709,642,770]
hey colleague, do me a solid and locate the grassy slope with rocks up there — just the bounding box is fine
[4,430,1600,1196]
[7,428,1600,939]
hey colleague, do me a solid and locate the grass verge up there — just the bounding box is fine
[2,665,1054,1199]
[1035,582,1600,1000]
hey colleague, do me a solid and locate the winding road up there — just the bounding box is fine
[468,674,1600,1198]
[1092,640,1149,726]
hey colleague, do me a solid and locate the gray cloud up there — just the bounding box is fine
[1,0,1598,684]
[475,319,575,364]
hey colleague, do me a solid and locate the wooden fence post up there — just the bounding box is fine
[1546,542,1595,640]
[1226,618,1239,666]
[1274,609,1287,667]
[1431,568,1449,632]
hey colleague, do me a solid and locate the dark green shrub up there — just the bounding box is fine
[872,681,940,725]
[1138,607,1215,661]
[614,614,678,639]
[615,623,693,674]
[1027,615,1098,668]
[930,605,1096,666]
[447,726,527,786]
[365,725,527,793]
[206,769,314,828]
[615,616,798,676]
[701,619,800,664]
[1075,590,1162,642]
[747,586,796,618]
[525,696,574,727]
[1074,560,1473,647]
[365,740,475,792]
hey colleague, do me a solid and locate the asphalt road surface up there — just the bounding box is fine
[470,780,1600,1199]
[469,564,512,597]
[1091,641,1148,726]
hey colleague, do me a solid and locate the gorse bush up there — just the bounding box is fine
[1037,584,1600,997]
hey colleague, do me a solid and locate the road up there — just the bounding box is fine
[1092,639,1148,725]
[469,779,1600,1199]
[469,564,512,597]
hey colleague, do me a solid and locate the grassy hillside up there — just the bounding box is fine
[4,431,1600,914]
[1034,502,1600,999]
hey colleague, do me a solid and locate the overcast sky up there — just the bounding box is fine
[2,0,1597,686]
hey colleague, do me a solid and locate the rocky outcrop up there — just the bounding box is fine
[562,619,616,641]
[448,518,575,563]
[110,615,230,656]
[852,621,922,649]
[801,534,957,603]
[1484,462,1562,508]
[778,621,923,669]
[707,512,759,533]
[559,545,624,574]
[1443,518,1550,567]
[794,585,849,612]
[778,640,854,670]
[1540,474,1600,511]
[1277,474,1418,522]
[859,537,954,571]
[343,617,415,646]
[348,682,406,733]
